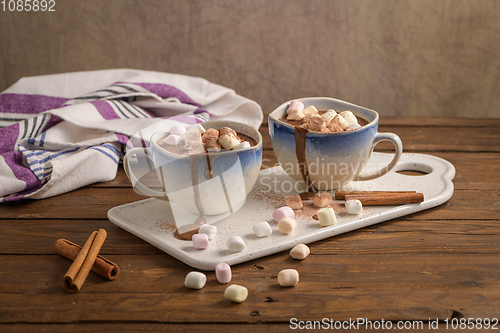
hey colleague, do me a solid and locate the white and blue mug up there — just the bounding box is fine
[268,97,402,191]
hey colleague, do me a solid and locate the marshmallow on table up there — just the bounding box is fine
[227,236,246,252]
[286,100,304,115]
[215,263,232,284]
[192,233,209,250]
[252,221,272,237]
[303,106,319,122]
[273,206,294,222]
[346,123,361,131]
[345,199,363,215]
[278,217,297,234]
[163,134,182,145]
[290,244,310,260]
[198,224,217,240]
[233,141,251,150]
[224,284,248,303]
[339,111,358,125]
[278,269,299,287]
[219,133,240,150]
[313,192,332,208]
[309,115,326,131]
[185,271,207,289]
[285,194,303,210]
[332,114,349,130]
[317,206,337,227]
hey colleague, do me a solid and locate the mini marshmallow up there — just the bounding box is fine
[328,123,343,133]
[219,127,237,137]
[187,123,206,134]
[278,217,297,234]
[286,100,305,115]
[345,199,363,215]
[303,105,319,122]
[285,194,303,210]
[287,108,305,121]
[204,128,219,137]
[198,224,217,240]
[346,123,361,131]
[163,134,182,145]
[185,271,206,289]
[317,206,337,227]
[192,233,209,250]
[252,221,272,238]
[309,115,326,131]
[321,109,337,125]
[219,134,240,150]
[224,284,248,303]
[169,124,187,136]
[215,263,232,284]
[227,236,246,252]
[339,111,358,125]
[202,135,220,150]
[290,244,310,260]
[273,206,295,222]
[332,114,349,130]
[278,269,299,287]
[233,141,251,150]
[313,192,332,208]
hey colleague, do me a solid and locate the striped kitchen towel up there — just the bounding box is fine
[0,69,263,202]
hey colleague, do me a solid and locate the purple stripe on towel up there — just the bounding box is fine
[2,151,41,187]
[90,100,120,120]
[131,83,202,107]
[0,94,68,114]
[2,182,44,202]
[0,123,19,154]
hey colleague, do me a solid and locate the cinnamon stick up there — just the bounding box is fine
[344,193,424,205]
[55,239,119,280]
[63,229,108,293]
[335,191,417,200]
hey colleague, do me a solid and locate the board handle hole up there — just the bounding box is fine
[395,162,433,176]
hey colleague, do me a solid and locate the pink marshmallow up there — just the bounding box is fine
[286,100,304,115]
[215,263,232,284]
[163,134,182,145]
[272,206,295,222]
[192,233,209,250]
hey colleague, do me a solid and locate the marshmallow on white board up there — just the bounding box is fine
[278,217,297,234]
[198,224,217,240]
[345,199,363,215]
[317,206,337,227]
[227,236,246,252]
[252,221,272,237]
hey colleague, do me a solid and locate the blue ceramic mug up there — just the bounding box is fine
[268,97,402,191]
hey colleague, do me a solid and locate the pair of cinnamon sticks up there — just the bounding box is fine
[335,191,424,205]
[55,229,120,293]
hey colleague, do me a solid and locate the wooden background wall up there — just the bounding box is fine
[1,0,499,117]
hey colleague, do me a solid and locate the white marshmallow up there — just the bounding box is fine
[163,134,182,145]
[321,109,337,126]
[302,106,319,122]
[233,141,251,150]
[184,271,206,289]
[287,108,305,121]
[332,114,349,130]
[252,221,272,237]
[290,244,310,260]
[227,236,246,252]
[278,217,297,234]
[170,125,187,136]
[317,206,337,227]
[345,199,363,215]
[286,100,304,115]
[219,134,240,150]
[278,269,299,287]
[346,123,361,131]
[187,123,206,134]
[198,224,217,240]
[339,111,358,125]
[224,284,248,303]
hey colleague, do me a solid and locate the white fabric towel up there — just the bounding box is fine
[0,69,263,202]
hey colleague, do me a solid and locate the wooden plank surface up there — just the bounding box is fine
[0,117,499,332]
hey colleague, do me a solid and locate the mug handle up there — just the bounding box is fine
[356,133,403,181]
[123,147,169,201]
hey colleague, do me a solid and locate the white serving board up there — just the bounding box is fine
[108,152,455,270]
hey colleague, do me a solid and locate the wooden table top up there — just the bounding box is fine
[1,117,499,332]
